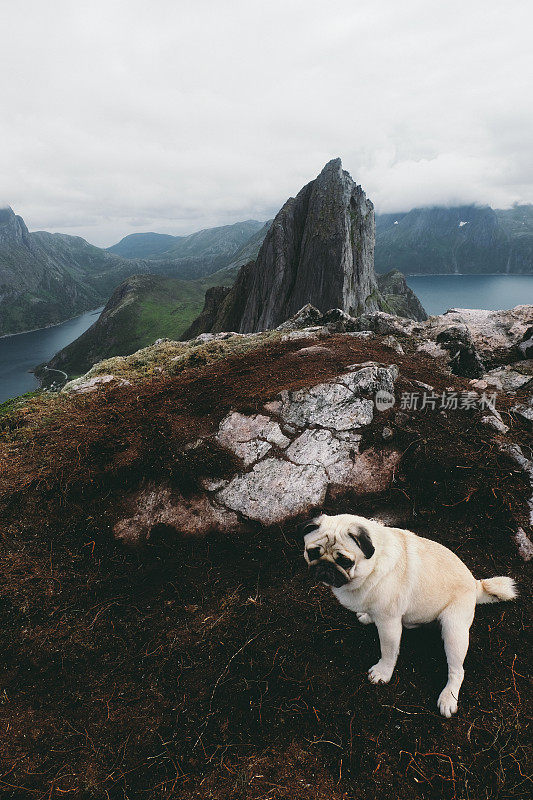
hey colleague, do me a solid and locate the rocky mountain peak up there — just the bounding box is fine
[235,157,380,332]
[0,205,29,246]
[188,159,403,336]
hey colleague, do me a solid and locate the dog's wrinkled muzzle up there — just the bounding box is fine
[309,561,348,588]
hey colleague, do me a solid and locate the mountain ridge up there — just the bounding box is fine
[0,209,268,335]
[3,197,532,338]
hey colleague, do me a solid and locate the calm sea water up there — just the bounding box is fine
[406,274,533,316]
[0,308,103,403]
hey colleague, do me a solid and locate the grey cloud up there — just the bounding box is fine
[0,0,531,246]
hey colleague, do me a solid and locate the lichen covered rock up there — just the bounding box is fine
[113,363,399,539]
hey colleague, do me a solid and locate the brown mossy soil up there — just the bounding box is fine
[0,336,531,799]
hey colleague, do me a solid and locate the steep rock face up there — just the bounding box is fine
[211,159,380,333]
[0,206,31,249]
[375,204,533,275]
[376,269,427,321]
[181,285,232,340]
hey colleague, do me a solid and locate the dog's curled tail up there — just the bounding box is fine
[476,577,517,604]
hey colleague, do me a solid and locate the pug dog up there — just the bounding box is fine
[303,513,517,717]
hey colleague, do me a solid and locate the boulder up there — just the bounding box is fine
[435,325,485,378]
[63,374,131,394]
[519,326,533,359]
[483,362,533,392]
[425,306,533,366]
[276,303,323,331]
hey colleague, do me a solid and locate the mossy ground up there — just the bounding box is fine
[70,331,281,385]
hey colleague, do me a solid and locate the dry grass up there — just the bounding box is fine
[0,335,531,799]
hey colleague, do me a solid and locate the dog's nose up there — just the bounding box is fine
[309,562,348,587]
[310,562,329,581]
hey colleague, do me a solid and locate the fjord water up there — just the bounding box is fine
[0,308,103,403]
[406,274,533,316]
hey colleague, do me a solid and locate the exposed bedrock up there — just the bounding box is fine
[113,363,400,543]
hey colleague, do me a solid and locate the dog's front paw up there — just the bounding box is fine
[356,612,372,625]
[368,661,394,684]
[437,688,458,718]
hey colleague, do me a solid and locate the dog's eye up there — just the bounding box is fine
[335,553,354,570]
[306,547,321,561]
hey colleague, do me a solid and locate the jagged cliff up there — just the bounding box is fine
[189,159,426,336]
[214,159,379,331]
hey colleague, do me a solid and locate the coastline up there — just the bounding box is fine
[403,272,533,277]
[0,307,103,339]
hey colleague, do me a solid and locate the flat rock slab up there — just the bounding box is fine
[277,365,396,431]
[114,363,402,539]
[216,458,328,524]
[286,428,361,469]
[278,383,374,430]
[216,412,290,466]
[64,374,131,394]
[114,487,241,544]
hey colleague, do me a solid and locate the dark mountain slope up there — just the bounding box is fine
[0,207,144,335]
[375,204,533,275]
[44,274,208,377]
[0,326,529,800]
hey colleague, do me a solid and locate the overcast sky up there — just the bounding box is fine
[1,1,531,246]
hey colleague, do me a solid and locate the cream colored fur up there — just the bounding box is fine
[304,513,517,717]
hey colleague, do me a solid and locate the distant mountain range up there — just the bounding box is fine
[0,210,264,335]
[2,202,532,338]
[107,219,265,279]
[375,204,533,275]
[107,204,533,278]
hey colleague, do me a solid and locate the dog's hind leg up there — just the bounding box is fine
[368,616,403,684]
[437,600,475,717]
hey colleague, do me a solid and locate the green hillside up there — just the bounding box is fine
[44,272,228,378]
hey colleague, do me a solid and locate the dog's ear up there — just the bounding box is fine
[299,518,321,537]
[348,525,375,559]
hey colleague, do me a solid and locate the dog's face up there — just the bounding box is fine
[302,513,375,588]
